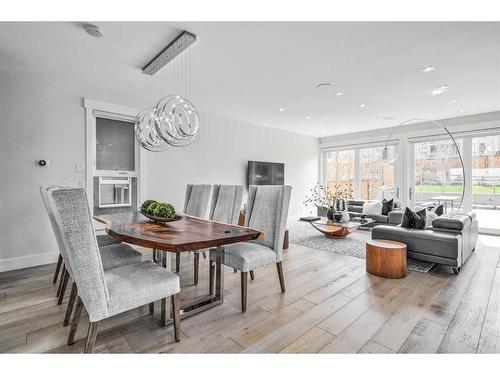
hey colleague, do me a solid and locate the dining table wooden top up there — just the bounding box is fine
[93,211,263,253]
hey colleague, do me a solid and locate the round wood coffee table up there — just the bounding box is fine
[366,239,407,279]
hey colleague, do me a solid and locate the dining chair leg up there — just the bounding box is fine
[56,264,66,297]
[176,253,181,274]
[53,254,63,284]
[202,251,207,259]
[67,297,84,345]
[153,249,158,263]
[233,268,237,273]
[83,321,100,354]
[241,271,248,312]
[209,260,215,295]
[161,298,167,326]
[63,282,78,326]
[149,302,155,315]
[171,293,181,342]
[277,262,286,293]
[250,270,255,280]
[58,269,70,305]
[194,252,200,285]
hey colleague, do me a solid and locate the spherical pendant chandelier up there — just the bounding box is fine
[134,31,199,151]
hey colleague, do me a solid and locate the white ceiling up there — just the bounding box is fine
[1,22,500,137]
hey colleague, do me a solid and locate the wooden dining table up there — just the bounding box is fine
[93,211,263,327]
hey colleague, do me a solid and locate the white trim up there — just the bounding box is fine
[0,252,59,273]
[320,139,399,151]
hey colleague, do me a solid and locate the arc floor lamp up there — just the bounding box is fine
[381,118,466,210]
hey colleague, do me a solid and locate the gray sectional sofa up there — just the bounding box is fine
[372,211,478,274]
[347,200,402,227]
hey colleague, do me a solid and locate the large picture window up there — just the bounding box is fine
[326,150,355,193]
[324,145,396,201]
[360,146,396,200]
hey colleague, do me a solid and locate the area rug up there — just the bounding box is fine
[287,220,435,273]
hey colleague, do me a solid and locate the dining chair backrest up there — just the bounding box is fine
[210,185,243,224]
[40,185,74,277]
[45,186,110,322]
[245,185,292,262]
[183,184,212,219]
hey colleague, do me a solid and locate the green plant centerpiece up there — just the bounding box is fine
[141,200,158,212]
[140,200,179,223]
[303,183,353,220]
[153,203,176,219]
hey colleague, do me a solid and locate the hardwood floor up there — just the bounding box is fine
[0,235,499,353]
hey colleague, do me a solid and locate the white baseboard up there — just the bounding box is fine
[0,251,59,273]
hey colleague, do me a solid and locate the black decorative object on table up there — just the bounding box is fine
[326,206,336,220]
[333,213,343,223]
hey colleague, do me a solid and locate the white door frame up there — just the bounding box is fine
[83,98,147,214]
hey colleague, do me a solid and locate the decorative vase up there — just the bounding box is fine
[333,213,343,223]
[340,210,350,223]
[326,205,336,220]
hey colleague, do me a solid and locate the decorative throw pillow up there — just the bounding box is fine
[362,201,383,215]
[426,211,438,227]
[401,207,426,229]
[434,204,444,216]
[381,198,394,216]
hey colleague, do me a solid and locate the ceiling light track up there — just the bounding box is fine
[142,30,197,76]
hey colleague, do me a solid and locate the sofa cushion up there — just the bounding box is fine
[432,212,472,231]
[381,199,394,216]
[363,201,383,215]
[346,200,364,207]
[401,207,426,229]
[348,205,363,213]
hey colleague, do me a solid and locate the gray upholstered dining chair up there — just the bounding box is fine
[209,185,291,312]
[53,234,120,286]
[170,184,212,274]
[44,186,181,353]
[41,186,143,324]
[193,184,243,285]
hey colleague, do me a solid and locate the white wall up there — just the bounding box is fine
[0,68,318,272]
[146,112,319,218]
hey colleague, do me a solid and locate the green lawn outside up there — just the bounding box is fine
[416,184,498,194]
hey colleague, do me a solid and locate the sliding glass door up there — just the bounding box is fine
[413,139,464,210]
[471,135,500,234]
[411,133,500,234]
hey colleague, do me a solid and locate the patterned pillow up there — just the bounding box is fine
[401,207,426,229]
[381,199,394,216]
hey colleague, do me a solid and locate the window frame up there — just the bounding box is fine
[84,98,147,215]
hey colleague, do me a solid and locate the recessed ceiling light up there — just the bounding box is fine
[451,99,460,103]
[422,66,435,73]
[335,92,344,96]
[279,107,284,112]
[360,104,366,108]
[432,85,448,96]
[459,109,465,113]
[84,24,103,38]
[378,114,384,117]
[306,116,311,120]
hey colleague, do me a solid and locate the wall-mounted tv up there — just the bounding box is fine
[247,161,285,187]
